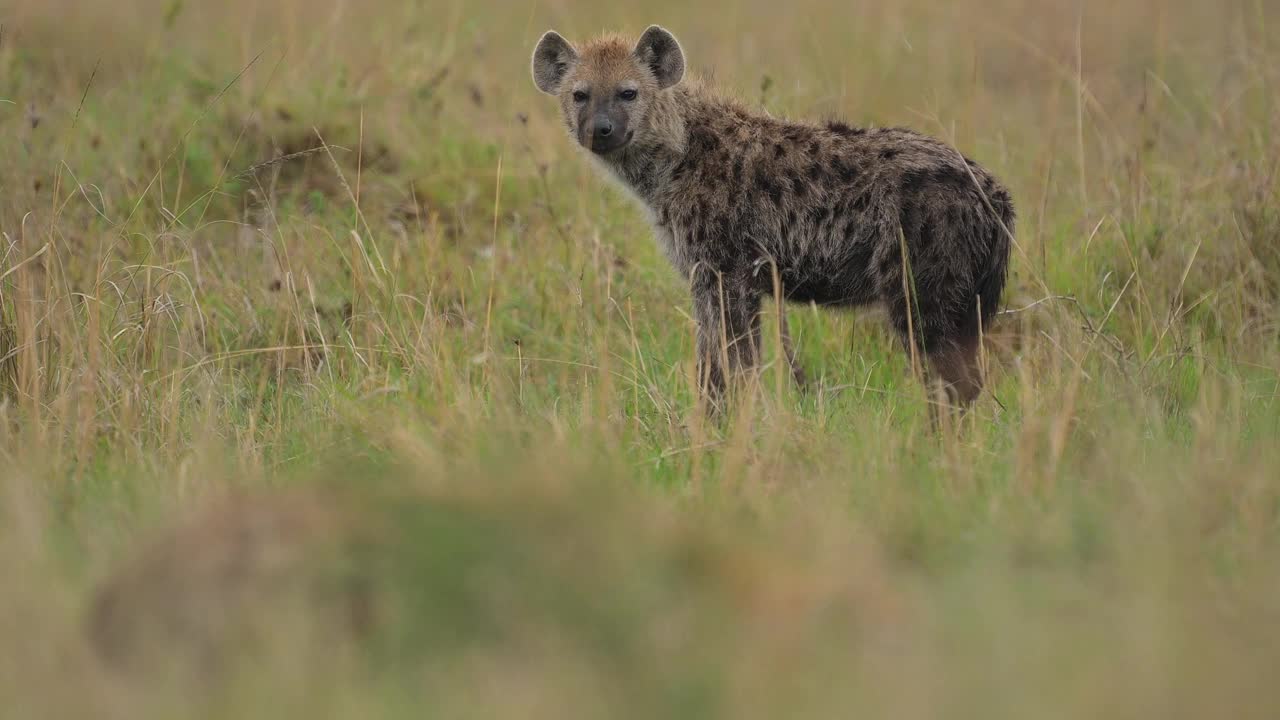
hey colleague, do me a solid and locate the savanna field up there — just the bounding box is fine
[2,0,1279,717]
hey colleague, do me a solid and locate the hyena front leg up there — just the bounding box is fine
[692,269,762,410]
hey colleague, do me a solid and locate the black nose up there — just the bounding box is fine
[593,117,613,139]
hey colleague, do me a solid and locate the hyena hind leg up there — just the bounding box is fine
[925,332,984,409]
[885,290,984,410]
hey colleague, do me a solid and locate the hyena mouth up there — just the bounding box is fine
[590,130,634,156]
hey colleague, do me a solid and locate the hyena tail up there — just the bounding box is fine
[926,191,1014,409]
[972,192,1014,337]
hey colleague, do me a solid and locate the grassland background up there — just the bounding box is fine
[1,0,1279,717]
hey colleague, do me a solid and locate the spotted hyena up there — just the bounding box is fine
[532,25,1014,411]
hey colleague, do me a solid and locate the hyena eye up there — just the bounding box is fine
[619,89,638,101]
[572,90,589,103]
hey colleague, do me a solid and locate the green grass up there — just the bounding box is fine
[2,0,1279,717]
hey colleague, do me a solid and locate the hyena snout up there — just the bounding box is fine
[592,115,614,139]
[581,104,634,155]
[587,113,631,154]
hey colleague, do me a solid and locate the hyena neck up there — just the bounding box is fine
[595,87,693,208]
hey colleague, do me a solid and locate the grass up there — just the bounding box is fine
[1,0,1279,717]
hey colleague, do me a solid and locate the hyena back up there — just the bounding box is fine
[532,26,1014,410]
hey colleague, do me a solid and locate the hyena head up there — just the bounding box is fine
[531,25,685,156]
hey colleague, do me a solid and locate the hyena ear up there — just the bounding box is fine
[634,25,685,89]
[531,31,578,95]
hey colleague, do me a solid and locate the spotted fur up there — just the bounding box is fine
[532,26,1014,410]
